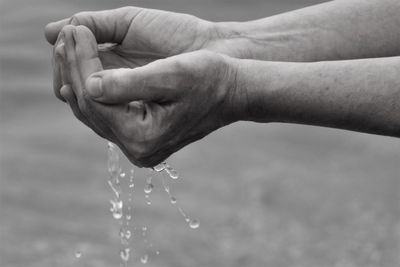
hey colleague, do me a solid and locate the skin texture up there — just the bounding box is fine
[56,25,236,167]
[234,57,400,137]
[215,0,400,61]
[46,0,400,167]
[45,6,245,102]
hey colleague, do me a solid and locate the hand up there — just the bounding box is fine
[45,6,245,102]
[56,25,241,167]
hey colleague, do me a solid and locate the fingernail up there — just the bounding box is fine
[86,76,103,98]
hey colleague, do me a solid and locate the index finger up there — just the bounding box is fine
[44,7,143,45]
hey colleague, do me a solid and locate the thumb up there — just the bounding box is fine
[85,65,167,104]
[85,56,187,104]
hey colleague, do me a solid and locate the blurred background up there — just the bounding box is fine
[1,0,399,266]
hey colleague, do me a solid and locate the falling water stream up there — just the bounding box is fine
[105,142,199,265]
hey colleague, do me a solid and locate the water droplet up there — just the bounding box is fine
[189,219,200,229]
[126,214,131,220]
[129,183,134,188]
[75,251,82,258]
[170,196,177,204]
[140,254,148,264]
[165,166,179,179]
[120,248,130,262]
[146,199,151,205]
[125,230,131,239]
[113,211,123,220]
[120,228,132,245]
[110,199,123,211]
[156,250,160,255]
[110,199,123,220]
[144,183,154,194]
[164,184,170,193]
[153,162,166,172]
[142,226,147,232]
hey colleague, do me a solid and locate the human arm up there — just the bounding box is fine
[45,0,400,102]
[212,0,400,61]
[46,0,400,63]
[56,25,400,168]
[232,56,400,137]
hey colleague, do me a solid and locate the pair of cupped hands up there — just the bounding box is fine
[45,7,246,167]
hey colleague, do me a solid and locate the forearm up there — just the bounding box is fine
[232,56,400,137]
[213,0,400,61]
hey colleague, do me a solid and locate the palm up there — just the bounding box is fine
[98,9,208,70]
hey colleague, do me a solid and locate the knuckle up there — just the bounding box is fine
[69,15,81,25]
[70,12,88,25]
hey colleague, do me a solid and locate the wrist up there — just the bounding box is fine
[221,56,274,123]
[206,21,259,59]
[227,57,300,123]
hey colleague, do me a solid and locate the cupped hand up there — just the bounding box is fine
[56,25,242,167]
[45,6,243,102]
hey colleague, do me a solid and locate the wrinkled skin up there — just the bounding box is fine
[45,7,244,102]
[54,25,239,167]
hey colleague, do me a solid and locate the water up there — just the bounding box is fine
[165,165,179,179]
[140,254,148,264]
[154,162,180,180]
[159,170,200,228]
[120,247,130,263]
[189,219,200,229]
[107,142,131,267]
[74,251,82,258]
[110,199,123,220]
[144,183,154,194]
[153,163,166,172]
[107,143,120,175]
[106,142,200,265]
[170,196,177,204]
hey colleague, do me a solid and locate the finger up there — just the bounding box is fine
[85,58,182,104]
[60,84,108,140]
[53,61,66,102]
[74,25,103,80]
[66,25,118,123]
[53,38,66,102]
[60,25,85,98]
[59,84,88,124]
[44,7,142,45]
[60,25,130,132]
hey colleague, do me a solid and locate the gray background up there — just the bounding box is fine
[1,0,399,266]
